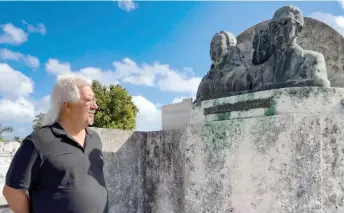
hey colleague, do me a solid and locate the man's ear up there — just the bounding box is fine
[63,102,72,113]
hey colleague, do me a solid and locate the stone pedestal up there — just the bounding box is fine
[183,87,344,213]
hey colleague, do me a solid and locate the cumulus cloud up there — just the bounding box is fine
[0,63,35,124]
[132,95,161,131]
[78,67,120,86]
[310,12,344,36]
[117,0,138,12]
[45,57,201,95]
[339,0,344,9]
[45,58,72,75]
[0,48,40,69]
[22,20,46,35]
[34,95,50,114]
[0,97,35,123]
[0,23,28,45]
[0,63,34,98]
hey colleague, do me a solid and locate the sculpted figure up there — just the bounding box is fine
[214,41,252,97]
[195,31,252,102]
[195,31,237,102]
[253,5,330,89]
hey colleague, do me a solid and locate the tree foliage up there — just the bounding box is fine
[13,136,21,142]
[33,113,45,130]
[0,124,13,141]
[92,80,138,130]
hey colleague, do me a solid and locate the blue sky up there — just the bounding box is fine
[0,1,343,139]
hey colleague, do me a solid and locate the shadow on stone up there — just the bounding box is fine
[100,130,184,213]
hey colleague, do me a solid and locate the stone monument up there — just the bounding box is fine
[195,5,334,103]
[186,4,344,213]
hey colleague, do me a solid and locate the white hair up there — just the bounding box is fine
[42,73,92,126]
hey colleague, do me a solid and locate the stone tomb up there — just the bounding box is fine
[185,87,344,212]
[184,4,344,213]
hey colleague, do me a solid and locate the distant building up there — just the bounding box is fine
[161,98,192,130]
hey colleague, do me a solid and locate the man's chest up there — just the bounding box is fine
[37,139,104,188]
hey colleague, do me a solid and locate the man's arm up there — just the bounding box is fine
[3,186,30,213]
[3,137,41,213]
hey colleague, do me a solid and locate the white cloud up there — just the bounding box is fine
[339,0,344,9]
[78,67,120,86]
[0,63,34,98]
[156,69,201,95]
[132,95,161,131]
[45,58,72,75]
[24,55,40,69]
[117,0,138,12]
[0,48,40,69]
[34,95,50,114]
[45,57,201,95]
[0,23,28,45]
[0,97,35,123]
[22,20,46,35]
[310,12,344,36]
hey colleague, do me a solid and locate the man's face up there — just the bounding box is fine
[269,18,300,49]
[210,34,228,64]
[67,85,98,127]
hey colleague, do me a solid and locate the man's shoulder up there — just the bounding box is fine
[26,125,55,146]
[294,46,325,63]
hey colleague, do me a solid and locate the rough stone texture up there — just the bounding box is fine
[92,128,184,213]
[191,87,344,124]
[237,17,344,87]
[0,142,19,210]
[183,114,344,213]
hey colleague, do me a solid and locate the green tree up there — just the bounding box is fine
[33,113,45,130]
[92,80,138,130]
[13,136,21,142]
[0,124,13,141]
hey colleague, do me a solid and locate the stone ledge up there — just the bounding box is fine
[191,87,344,123]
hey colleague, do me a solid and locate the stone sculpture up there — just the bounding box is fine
[195,31,251,102]
[252,5,330,89]
[195,5,332,103]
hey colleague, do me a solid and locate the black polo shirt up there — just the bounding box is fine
[5,123,108,213]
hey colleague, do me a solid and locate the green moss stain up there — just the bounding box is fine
[217,112,231,121]
[264,99,277,116]
[201,120,243,168]
[264,104,276,116]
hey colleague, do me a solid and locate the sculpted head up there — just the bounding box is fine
[43,73,98,128]
[210,31,237,67]
[269,5,304,50]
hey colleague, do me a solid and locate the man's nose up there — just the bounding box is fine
[91,102,98,110]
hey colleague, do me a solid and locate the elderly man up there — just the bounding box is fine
[3,74,108,213]
[254,5,330,89]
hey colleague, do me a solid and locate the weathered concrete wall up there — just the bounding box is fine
[183,114,344,213]
[0,142,20,211]
[93,128,184,213]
